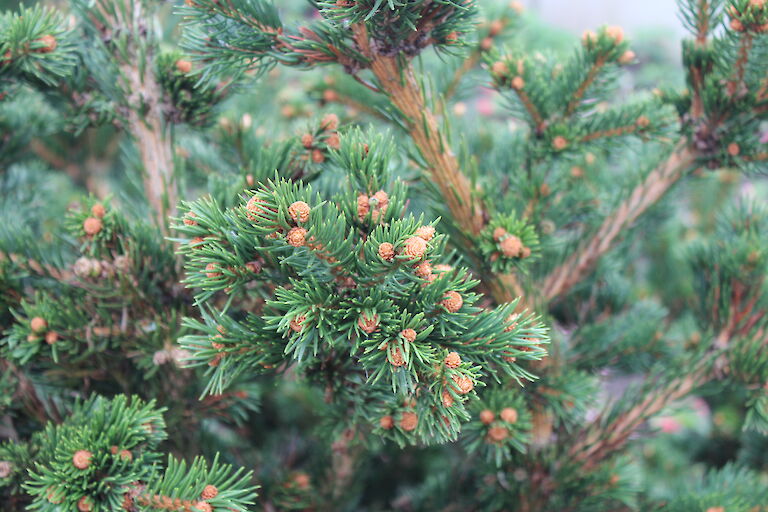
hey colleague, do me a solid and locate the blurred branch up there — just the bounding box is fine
[541,140,697,302]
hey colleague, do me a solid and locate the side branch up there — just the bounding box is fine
[541,141,697,301]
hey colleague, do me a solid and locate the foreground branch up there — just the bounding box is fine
[541,141,697,301]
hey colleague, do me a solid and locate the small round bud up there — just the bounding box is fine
[326,133,341,150]
[491,61,509,77]
[378,242,395,261]
[371,190,389,208]
[415,225,435,241]
[480,37,494,51]
[500,407,518,423]
[618,50,636,65]
[91,203,106,218]
[246,174,255,187]
[73,450,92,469]
[444,351,461,369]
[183,212,198,226]
[301,133,314,148]
[380,415,394,429]
[358,313,380,334]
[77,496,93,512]
[636,115,650,128]
[479,409,495,425]
[119,449,132,461]
[442,391,455,407]
[288,201,311,223]
[293,472,310,489]
[321,113,339,130]
[191,236,205,249]
[571,166,584,178]
[290,315,306,332]
[0,461,12,478]
[83,217,103,236]
[488,20,504,36]
[205,263,221,278]
[727,142,740,156]
[501,235,524,258]
[730,18,745,32]
[194,502,212,512]
[389,347,405,367]
[287,227,308,247]
[511,76,525,90]
[414,260,432,278]
[400,411,418,431]
[487,426,509,442]
[30,317,47,333]
[402,236,428,259]
[440,291,463,313]
[357,194,370,219]
[201,485,219,500]
[582,30,598,46]
[400,328,416,343]
[445,31,459,44]
[323,89,339,102]
[37,35,57,53]
[245,260,262,274]
[552,136,568,151]
[45,331,59,345]
[451,374,474,394]
[311,149,325,163]
[493,227,508,241]
[605,25,624,44]
[176,59,192,73]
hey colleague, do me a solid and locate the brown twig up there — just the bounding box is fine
[564,55,607,117]
[541,140,697,301]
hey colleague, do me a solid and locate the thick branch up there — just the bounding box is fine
[352,25,484,237]
[541,141,697,301]
[108,0,176,233]
[122,63,176,232]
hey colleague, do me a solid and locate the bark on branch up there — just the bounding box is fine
[541,141,698,302]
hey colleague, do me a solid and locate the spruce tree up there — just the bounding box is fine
[1,0,767,510]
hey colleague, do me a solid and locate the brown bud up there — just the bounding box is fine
[30,317,47,333]
[83,217,103,236]
[176,59,192,73]
[400,411,418,431]
[36,35,57,53]
[91,203,106,218]
[500,407,518,423]
[479,409,495,425]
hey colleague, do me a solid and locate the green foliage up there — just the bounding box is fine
[2,0,768,510]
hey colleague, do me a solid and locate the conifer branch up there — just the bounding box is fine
[351,27,485,238]
[541,140,698,301]
[564,55,607,117]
